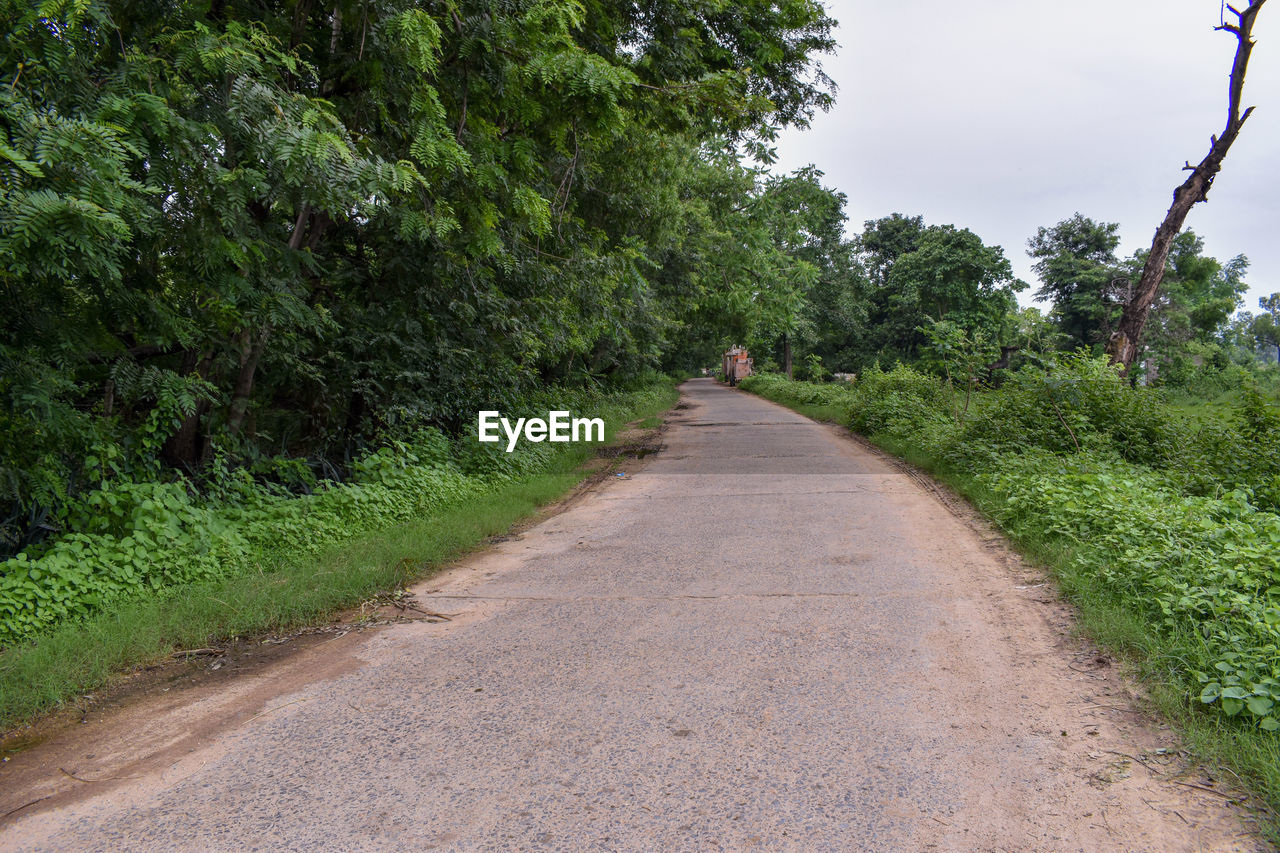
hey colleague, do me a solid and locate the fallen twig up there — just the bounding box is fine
[59,767,139,784]
[170,648,225,658]
[243,696,312,725]
[1,796,50,820]
[1086,702,1135,712]
[407,606,454,620]
[1169,779,1246,803]
[1103,749,1168,775]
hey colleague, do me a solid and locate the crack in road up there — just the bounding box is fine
[421,592,865,602]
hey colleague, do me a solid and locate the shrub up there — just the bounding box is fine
[986,451,1280,731]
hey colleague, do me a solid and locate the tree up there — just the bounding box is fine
[918,319,999,424]
[858,213,925,290]
[1026,214,1123,350]
[756,167,860,376]
[1135,232,1248,383]
[1254,294,1280,362]
[867,223,1024,362]
[0,0,840,551]
[1106,0,1269,372]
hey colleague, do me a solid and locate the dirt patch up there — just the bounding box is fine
[0,622,370,824]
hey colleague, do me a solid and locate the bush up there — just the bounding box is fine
[986,451,1280,731]
[954,354,1178,467]
[845,363,953,436]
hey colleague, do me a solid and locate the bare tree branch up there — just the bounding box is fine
[1105,0,1268,373]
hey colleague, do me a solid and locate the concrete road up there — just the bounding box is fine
[3,379,1263,850]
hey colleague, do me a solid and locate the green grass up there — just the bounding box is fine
[0,384,678,730]
[770,399,850,426]
[748,385,1280,841]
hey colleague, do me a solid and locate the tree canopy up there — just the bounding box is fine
[1026,214,1123,350]
[0,0,840,552]
[2,0,1274,559]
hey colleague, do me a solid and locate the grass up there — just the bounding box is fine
[0,384,678,731]
[746,384,1280,842]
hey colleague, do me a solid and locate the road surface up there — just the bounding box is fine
[2,379,1264,850]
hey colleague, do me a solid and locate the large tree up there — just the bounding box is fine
[1253,294,1280,362]
[858,213,925,291]
[1131,232,1249,383]
[861,220,1024,362]
[754,166,861,376]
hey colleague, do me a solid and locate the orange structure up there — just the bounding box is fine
[722,345,753,386]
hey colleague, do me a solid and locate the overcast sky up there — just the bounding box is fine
[773,0,1279,314]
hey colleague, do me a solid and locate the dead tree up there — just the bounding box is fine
[1106,0,1268,373]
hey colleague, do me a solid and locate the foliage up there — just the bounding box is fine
[987,453,1280,731]
[1025,215,1255,383]
[855,216,1024,364]
[1134,232,1249,387]
[1253,293,1280,362]
[0,378,678,727]
[0,0,840,553]
[800,353,827,382]
[0,382,672,645]
[1026,214,1124,350]
[918,319,999,424]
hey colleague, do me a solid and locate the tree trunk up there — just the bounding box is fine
[344,389,366,437]
[984,345,1019,386]
[1106,0,1267,374]
[226,328,266,436]
[226,203,313,437]
[783,332,792,379]
[164,350,214,469]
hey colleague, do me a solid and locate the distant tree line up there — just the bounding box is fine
[770,207,1273,390]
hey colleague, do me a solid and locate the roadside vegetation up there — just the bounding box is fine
[0,380,676,728]
[740,363,1280,821]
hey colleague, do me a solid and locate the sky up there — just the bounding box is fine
[772,0,1280,314]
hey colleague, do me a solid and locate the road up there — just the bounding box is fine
[2,379,1264,850]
